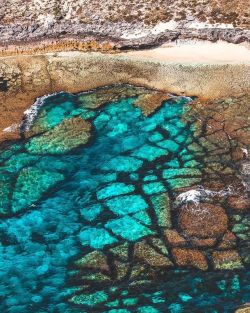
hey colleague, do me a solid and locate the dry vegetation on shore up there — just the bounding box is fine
[1,0,249,28]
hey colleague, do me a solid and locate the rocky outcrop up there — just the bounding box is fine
[179,203,228,239]
[0,0,249,56]
[0,51,249,145]
[172,248,208,270]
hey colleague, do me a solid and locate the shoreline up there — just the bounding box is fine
[1,40,250,63]
[0,27,249,57]
[0,41,249,143]
[120,41,250,64]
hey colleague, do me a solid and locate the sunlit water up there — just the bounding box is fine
[0,88,249,313]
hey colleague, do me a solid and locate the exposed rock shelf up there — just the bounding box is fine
[0,44,249,143]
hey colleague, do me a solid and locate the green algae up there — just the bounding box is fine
[167,177,201,190]
[133,211,152,226]
[0,178,12,215]
[162,168,201,179]
[12,167,64,213]
[26,117,91,154]
[71,290,108,306]
[151,194,171,228]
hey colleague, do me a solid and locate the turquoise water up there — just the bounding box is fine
[0,88,249,312]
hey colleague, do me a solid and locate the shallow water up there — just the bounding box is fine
[0,87,249,313]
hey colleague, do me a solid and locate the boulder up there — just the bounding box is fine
[179,203,228,239]
[172,248,208,270]
[212,250,244,270]
[227,196,250,211]
[165,229,187,247]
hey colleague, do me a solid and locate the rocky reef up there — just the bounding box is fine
[0,2,249,311]
[0,85,249,312]
[0,50,249,145]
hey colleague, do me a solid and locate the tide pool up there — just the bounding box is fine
[0,86,249,313]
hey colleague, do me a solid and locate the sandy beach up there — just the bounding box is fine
[121,41,250,64]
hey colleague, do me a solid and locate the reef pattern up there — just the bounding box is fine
[0,85,249,312]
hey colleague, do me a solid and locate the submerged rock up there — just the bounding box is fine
[172,248,208,271]
[151,193,172,228]
[227,196,250,212]
[1,84,250,312]
[134,240,173,267]
[26,117,91,154]
[12,167,64,214]
[133,93,169,116]
[212,250,244,270]
[218,231,237,250]
[165,229,187,247]
[70,290,108,306]
[74,251,109,272]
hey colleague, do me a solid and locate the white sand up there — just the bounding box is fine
[120,41,250,64]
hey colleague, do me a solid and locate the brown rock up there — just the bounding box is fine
[232,148,247,162]
[191,237,217,248]
[165,229,187,247]
[218,231,237,249]
[77,85,146,109]
[134,241,173,267]
[179,203,228,239]
[172,248,208,271]
[206,118,223,135]
[227,196,250,211]
[235,304,250,313]
[212,250,244,270]
[133,93,169,116]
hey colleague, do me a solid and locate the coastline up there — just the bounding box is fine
[0,28,249,57]
[121,41,250,64]
[0,2,250,311]
[0,41,249,143]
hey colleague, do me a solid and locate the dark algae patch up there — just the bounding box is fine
[0,85,249,312]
